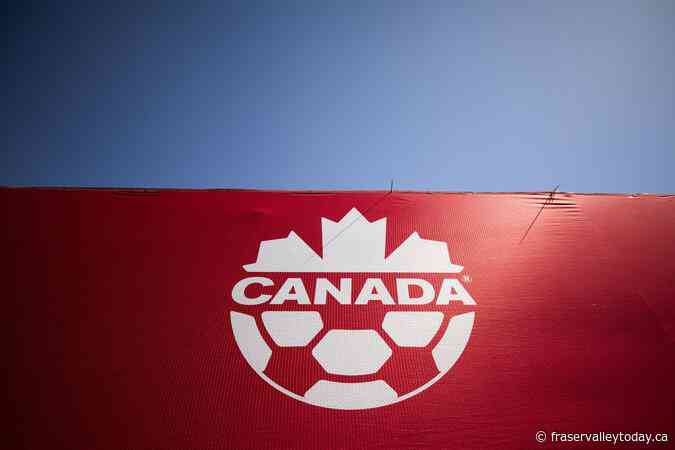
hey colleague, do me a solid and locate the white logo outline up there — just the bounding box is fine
[230,207,475,410]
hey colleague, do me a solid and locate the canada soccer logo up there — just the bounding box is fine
[229,208,476,409]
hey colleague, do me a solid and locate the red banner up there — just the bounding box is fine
[4,189,674,449]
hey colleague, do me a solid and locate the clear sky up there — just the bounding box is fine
[3,1,674,192]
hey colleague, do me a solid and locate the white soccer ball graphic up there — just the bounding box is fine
[230,208,476,410]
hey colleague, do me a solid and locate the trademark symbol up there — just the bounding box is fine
[462,274,472,283]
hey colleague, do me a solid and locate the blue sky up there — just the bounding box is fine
[3,1,674,192]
